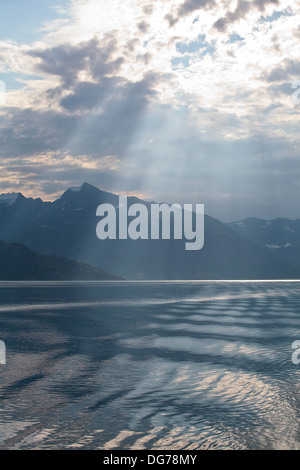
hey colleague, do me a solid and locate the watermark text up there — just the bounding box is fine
[0,340,6,365]
[96,197,204,251]
[292,80,300,105]
[292,340,300,364]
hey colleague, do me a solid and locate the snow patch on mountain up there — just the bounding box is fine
[266,242,292,249]
[284,225,295,233]
[0,193,19,206]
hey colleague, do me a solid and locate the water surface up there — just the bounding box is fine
[0,281,300,450]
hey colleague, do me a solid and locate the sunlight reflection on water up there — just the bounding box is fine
[0,281,300,449]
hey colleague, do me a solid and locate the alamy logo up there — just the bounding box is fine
[292,80,300,105]
[0,340,6,365]
[96,196,204,250]
[292,340,300,365]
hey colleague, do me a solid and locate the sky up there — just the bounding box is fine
[0,0,299,222]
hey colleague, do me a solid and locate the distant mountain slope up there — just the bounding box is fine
[229,217,300,266]
[0,183,298,279]
[0,240,121,281]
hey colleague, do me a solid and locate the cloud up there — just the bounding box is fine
[65,73,160,158]
[213,0,279,32]
[143,4,154,15]
[0,151,124,200]
[0,108,77,158]
[165,0,215,27]
[263,59,300,82]
[0,71,160,160]
[29,35,123,87]
[2,107,299,221]
[294,25,300,38]
[60,77,125,112]
[137,21,150,33]
[0,0,300,219]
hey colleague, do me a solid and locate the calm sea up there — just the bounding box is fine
[1,281,300,450]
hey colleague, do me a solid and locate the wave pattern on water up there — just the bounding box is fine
[0,281,300,449]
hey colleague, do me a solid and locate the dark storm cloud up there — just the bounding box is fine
[213,0,279,32]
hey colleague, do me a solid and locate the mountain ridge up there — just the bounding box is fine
[0,239,122,281]
[230,216,300,267]
[0,183,299,280]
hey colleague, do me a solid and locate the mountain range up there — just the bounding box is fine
[0,182,299,280]
[230,217,300,266]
